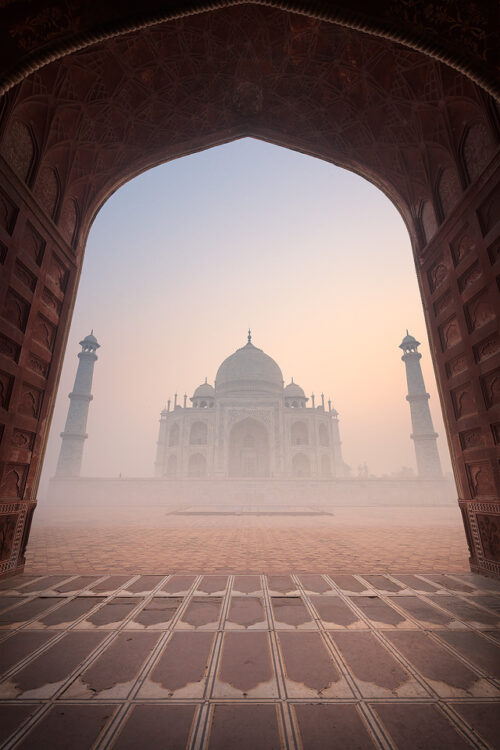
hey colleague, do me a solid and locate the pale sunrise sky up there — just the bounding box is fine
[39,138,453,496]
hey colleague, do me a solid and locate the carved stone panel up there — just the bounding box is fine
[459,428,484,450]
[450,228,477,267]
[465,290,496,333]
[18,384,43,418]
[477,513,500,562]
[439,316,462,351]
[32,315,56,351]
[451,383,476,420]
[23,222,45,266]
[4,288,30,332]
[0,463,28,499]
[466,461,496,499]
[480,368,500,409]
[473,332,500,363]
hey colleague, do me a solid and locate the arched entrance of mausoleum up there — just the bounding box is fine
[0,3,498,577]
[228,418,270,478]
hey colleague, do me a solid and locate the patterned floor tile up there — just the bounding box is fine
[0,569,498,749]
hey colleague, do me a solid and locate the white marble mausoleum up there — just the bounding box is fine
[154,332,347,479]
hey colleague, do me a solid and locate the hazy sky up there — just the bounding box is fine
[39,138,452,495]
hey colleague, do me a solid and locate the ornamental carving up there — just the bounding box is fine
[0,465,26,499]
[459,429,484,449]
[463,122,494,183]
[10,430,34,450]
[14,260,36,291]
[466,461,496,498]
[0,515,17,562]
[452,384,476,419]
[18,386,42,418]
[450,230,476,266]
[47,255,68,292]
[466,292,495,332]
[434,291,452,317]
[458,262,482,292]
[27,354,49,378]
[428,258,449,292]
[34,166,59,218]
[481,369,500,409]
[4,289,29,332]
[477,514,500,562]
[0,119,35,183]
[41,287,61,315]
[474,333,500,363]
[439,317,461,351]
[32,316,55,350]
[446,354,467,378]
[23,223,45,266]
[438,167,462,217]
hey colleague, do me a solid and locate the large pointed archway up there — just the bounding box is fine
[0,3,498,577]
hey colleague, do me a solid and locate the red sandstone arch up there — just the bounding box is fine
[0,3,498,577]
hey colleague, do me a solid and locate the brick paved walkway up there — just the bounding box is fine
[0,571,499,749]
[26,507,470,574]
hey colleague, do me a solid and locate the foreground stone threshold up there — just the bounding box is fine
[0,571,498,749]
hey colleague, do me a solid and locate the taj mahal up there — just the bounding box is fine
[154,331,347,480]
[50,327,454,513]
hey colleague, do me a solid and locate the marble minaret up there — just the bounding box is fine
[399,331,442,478]
[55,332,100,477]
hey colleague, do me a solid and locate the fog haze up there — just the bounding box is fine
[39,138,452,497]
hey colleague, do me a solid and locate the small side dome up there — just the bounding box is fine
[191,378,215,408]
[284,380,305,399]
[284,378,307,407]
[193,379,215,399]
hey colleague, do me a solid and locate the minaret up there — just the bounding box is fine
[55,331,100,477]
[154,407,168,477]
[399,331,442,478]
[330,405,345,476]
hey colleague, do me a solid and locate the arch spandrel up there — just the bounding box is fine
[0,1,498,99]
[0,3,498,577]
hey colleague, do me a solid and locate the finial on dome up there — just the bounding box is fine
[204,377,207,384]
[291,377,294,384]
[247,328,252,344]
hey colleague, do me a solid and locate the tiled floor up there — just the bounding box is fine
[0,571,499,749]
[26,507,470,573]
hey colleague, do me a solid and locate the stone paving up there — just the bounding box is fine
[25,507,470,574]
[0,571,499,749]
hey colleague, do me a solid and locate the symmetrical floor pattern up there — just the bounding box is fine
[0,571,499,749]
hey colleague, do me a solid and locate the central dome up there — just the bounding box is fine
[215,338,284,395]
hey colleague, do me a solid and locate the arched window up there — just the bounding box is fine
[291,422,308,445]
[188,453,207,477]
[168,423,179,447]
[292,453,310,477]
[166,454,177,476]
[190,421,207,445]
[319,423,329,447]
